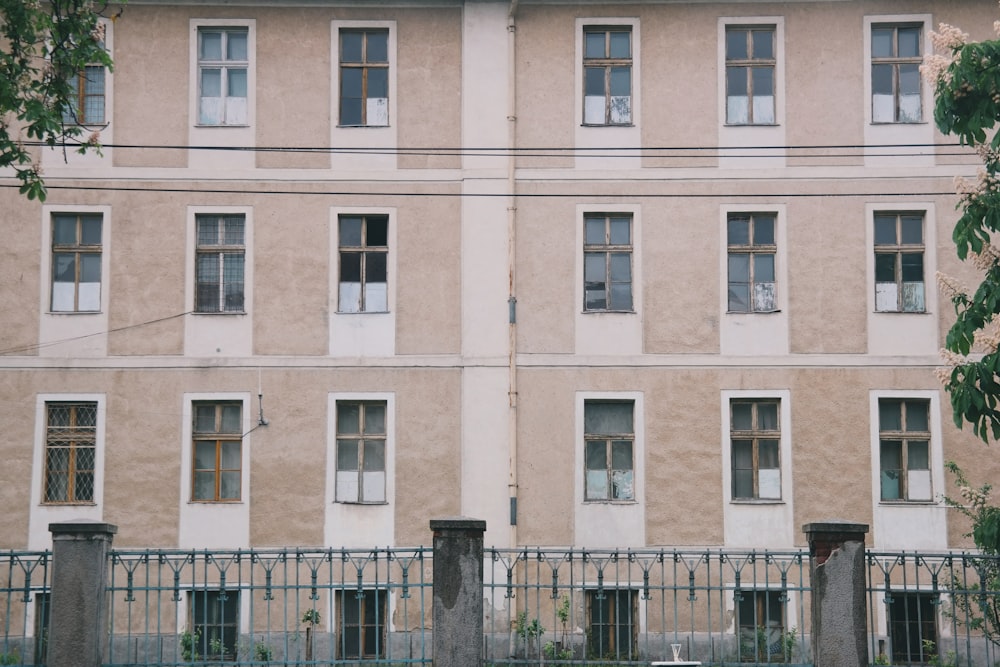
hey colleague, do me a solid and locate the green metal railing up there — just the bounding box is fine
[0,550,50,667]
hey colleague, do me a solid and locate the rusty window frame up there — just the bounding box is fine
[878,399,931,502]
[334,400,387,504]
[730,399,781,500]
[874,211,924,313]
[724,26,776,125]
[191,401,242,502]
[43,402,97,504]
[727,213,777,313]
[51,212,102,313]
[339,29,389,127]
[871,23,923,123]
[582,27,632,126]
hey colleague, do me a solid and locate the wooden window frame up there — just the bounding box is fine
[583,400,635,502]
[50,213,102,313]
[737,589,787,663]
[583,213,633,312]
[335,400,387,503]
[190,590,240,661]
[336,588,387,659]
[195,214,246,313]
[878,399,931,502]
[582,27,632,126]
[43,401,97,504]
[339,29,390,127]
[65,65,107,125]
[727,212,777,313]
[874,211,925,313]
[337,214,389,313]
[871,23,923,123]
[730,399,781,501]
[586,589,638,661]
[724,26,776,125]
[191,402,242,502]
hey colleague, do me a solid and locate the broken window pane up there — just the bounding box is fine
[753,283,775,312]
[729,285,750,312]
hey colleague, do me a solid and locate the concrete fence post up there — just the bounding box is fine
[803,520,869,667]
[47,521,117,667]
[431,517,486,667]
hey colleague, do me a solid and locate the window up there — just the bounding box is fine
[737,590,787,663]
[192,402,242,502]
[335,401,386,503]
[727,213,776,313]
[583,27,631,125]
[730,399,780,500]
[587,589,636,660]
[725,27,775,125]
[888,592,937,663]
[871,24,922,123]
[65,66,106,125]
[584,401,634,501]
[195,214,245,313]
[43,402,96,504]
[879,399,931,501]
[337,589,386,659]
[198,27,248,125]
[338,215,388,313]
[584,214,632,312]
[191,590,239,661]
[339,29,389,127]
[50,213,102,312]
[874,212,924,312]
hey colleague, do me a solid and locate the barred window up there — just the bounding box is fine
[337,589,387,659]
[192,402,242,502]
[195,214,245,313]
[587,589,637,661]
[51,213,102,312]
[731,399,781,500]
[44,402,97,503]
[64,66,106,125]
[584,214,633,312]
[336,401,387,503]
[339,29,389,127]
[191,590,239,661]
[338,215,388,313]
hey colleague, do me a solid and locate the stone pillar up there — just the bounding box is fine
[431,517,486,667]
[803,521,869,667]
[48,521,117,667]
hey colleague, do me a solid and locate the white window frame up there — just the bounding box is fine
[28,394,106,548]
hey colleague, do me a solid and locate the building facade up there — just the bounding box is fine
[1,0,996,558]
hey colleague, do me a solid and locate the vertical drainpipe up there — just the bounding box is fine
[507,0,519,550]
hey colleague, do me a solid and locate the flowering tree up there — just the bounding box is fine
[924,23,1000,442]
[0,0,123,201]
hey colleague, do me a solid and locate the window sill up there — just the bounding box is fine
[335,310,391,315]
[869,121,928,126]
[878,500,938,506]
[730,499,784,505]
[580,123,635,128]
[40,501,97,507]
[583,499,637,505]
[726,309,781,315]
[334,501,389,506]
[336,124,391,129]
[723,123,780,128]
[873,310,928,315]
[187,500,244,505]
[582,309,636,315]
[47,310,103,315]
[192,311,247,316]
[194,124,251,129]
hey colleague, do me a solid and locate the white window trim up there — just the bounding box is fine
[863,14,931,127]
[869,390,944,507]
[865,202,935,315]
[28,394,107,548]
[330,20,398,167]
[717,17,785,128]
[721,390,792,506]
[189,18,256,150]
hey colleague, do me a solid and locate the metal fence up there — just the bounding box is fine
[2,546,999,666]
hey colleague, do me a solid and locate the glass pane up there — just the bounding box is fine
[611,440,632,469]
[611,469,634,500]
[728,217,750,245]
[606,31,629,58]
[609,253,631,281]
[53,216,77,244]
[80,216,102,244]
[223,217,244,244]
[752,66,773,96]
[200,31,222,60]
[880,400,902,430]
[367,68,388,99]
[227,69,247,98]
[609,67,630,96]
[340,216,363,246]
[365,252,387,283]
[366,217,388,246]
[340,252,362,282]
[364,404,386,434]
[194,441,216,470]
[727,67,748,97]
[731,403,753,430]
[193,472,215,500]
[220,441,240,469]
[585,440,606,470]
[875,253,896,282]
[901,253,923,282]
[227,32,247,61]
[753,216,774,244]
[585,402,633,434]
[584,67,605,97]
[609,282,632,311]
[584,252,606,283]
[584,217,605,244]
[733,469,753,499]
[758,402,778,430]
[728,284,749,312]
[367,31,388,62]
[874,216,897,245]
[220,471,240,499]
[586,470,608,500]
[201,69,222,97]
[728,254,750,281]
[340,95,362,126]
[363,441,385,471]
[80,254,101,282]
[759,440,779,468]
[908,441,929,469]
[899,63,920,96]
[871,64,893,96]
[872,28,893,58]
[898,27,921,57]
[337,440,359,471]
[221,405,241,432]
[194,405,216,432]
[584,32,605,59]
[905,402,929,431]
[52,254,75,283]
[341,32,363,62]
[754,254,775,283]
[726,30,747,60]
[732,440,753,468]
[900,216,923,244]
[337,403,361,434]
[752,30,773,59]
[609,217,630,245]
